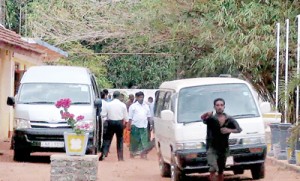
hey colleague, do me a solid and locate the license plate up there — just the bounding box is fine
[40,141,64,148]
[249,148,263,153]
[186,153,198,159]
[226,156,234,166]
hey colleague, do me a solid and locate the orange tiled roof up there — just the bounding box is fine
[0,26,44,54]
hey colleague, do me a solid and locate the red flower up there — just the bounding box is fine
[55,98,71,109]
[56,98,91,135]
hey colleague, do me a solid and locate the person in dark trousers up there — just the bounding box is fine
[201,98,242,181]
[99,91,108,152]
[99,91,128,161]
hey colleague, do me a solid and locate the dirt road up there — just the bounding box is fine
[0,139,300,181]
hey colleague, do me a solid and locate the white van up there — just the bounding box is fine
[154,77,270,181]
[7,66,102,161]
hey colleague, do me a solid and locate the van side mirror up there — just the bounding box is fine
[260,102,271,114]
[161,110,174,121]
[7,97,15,106]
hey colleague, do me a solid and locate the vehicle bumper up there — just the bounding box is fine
[174,144,266,174]
[13,128,94,153]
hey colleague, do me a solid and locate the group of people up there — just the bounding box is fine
[99,89,154,161]
[98,88,242,181]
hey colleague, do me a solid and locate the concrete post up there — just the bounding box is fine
[277,123,291,160]
[269,123,280,156]
[50,154,98,181]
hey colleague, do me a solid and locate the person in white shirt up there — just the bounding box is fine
[127,91,152,159]
[147,96,155,141]
[100,91,128,161]
[147,97,154,118]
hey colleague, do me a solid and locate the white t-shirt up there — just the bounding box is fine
[148,102,154,118]
[102,99,128,121]
[128,101,151,128]
[100,100,108,121]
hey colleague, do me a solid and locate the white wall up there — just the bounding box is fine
[107,89,158,102]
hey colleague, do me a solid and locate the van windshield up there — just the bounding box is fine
[18,83,91,104]
[177,83,259,123]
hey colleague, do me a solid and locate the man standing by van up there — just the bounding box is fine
[100,91,128,161]
[127,91,152,159]
[201,98,242,181]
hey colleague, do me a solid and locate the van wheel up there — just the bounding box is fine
[158,152,170,177]
[87,147,98,155]
[86,145,97,155]
[233,168,244,175]
[251,163,265,180]
[14,149,30,162]
[171,155,185,181]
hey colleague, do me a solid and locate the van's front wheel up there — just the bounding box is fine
[158,152,170,177]
[171,154,185,181]
[233,168,244,175]
[250,163,265,180]
[14,149,30,162]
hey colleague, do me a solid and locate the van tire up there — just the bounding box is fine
[86,147,97,155]
[251,163,265,180]
[13,149,30,162]
[158,152,171,177]
[233,168,244,175]
[171,154,185,181]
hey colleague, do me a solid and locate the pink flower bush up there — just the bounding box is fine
[55,98,91,135]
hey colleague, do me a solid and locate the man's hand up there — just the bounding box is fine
[220,128,232,134]
[201,111,213,120]
[149,125,153,131]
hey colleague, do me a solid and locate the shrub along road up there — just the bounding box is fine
[0,138,299,181]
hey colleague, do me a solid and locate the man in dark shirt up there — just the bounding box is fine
[201,98,242,181]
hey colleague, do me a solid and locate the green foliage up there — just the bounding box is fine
[102,0,300,114]
[4,0,113,88]
[48,42,112,88]
[5,0,21,32]
[107,55,176,88]
[8,0,300,123]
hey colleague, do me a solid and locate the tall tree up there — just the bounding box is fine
[25,0,300,121]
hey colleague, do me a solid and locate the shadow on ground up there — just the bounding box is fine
[184,173,253,181]
[29,155,51,163]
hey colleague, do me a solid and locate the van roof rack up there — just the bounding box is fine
[219,74,232,77]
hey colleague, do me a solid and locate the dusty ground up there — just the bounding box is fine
[0,138,300,181]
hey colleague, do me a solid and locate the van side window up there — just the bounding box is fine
[162,92,171,111]
[154,91,166,117]
[170,94,176,112]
